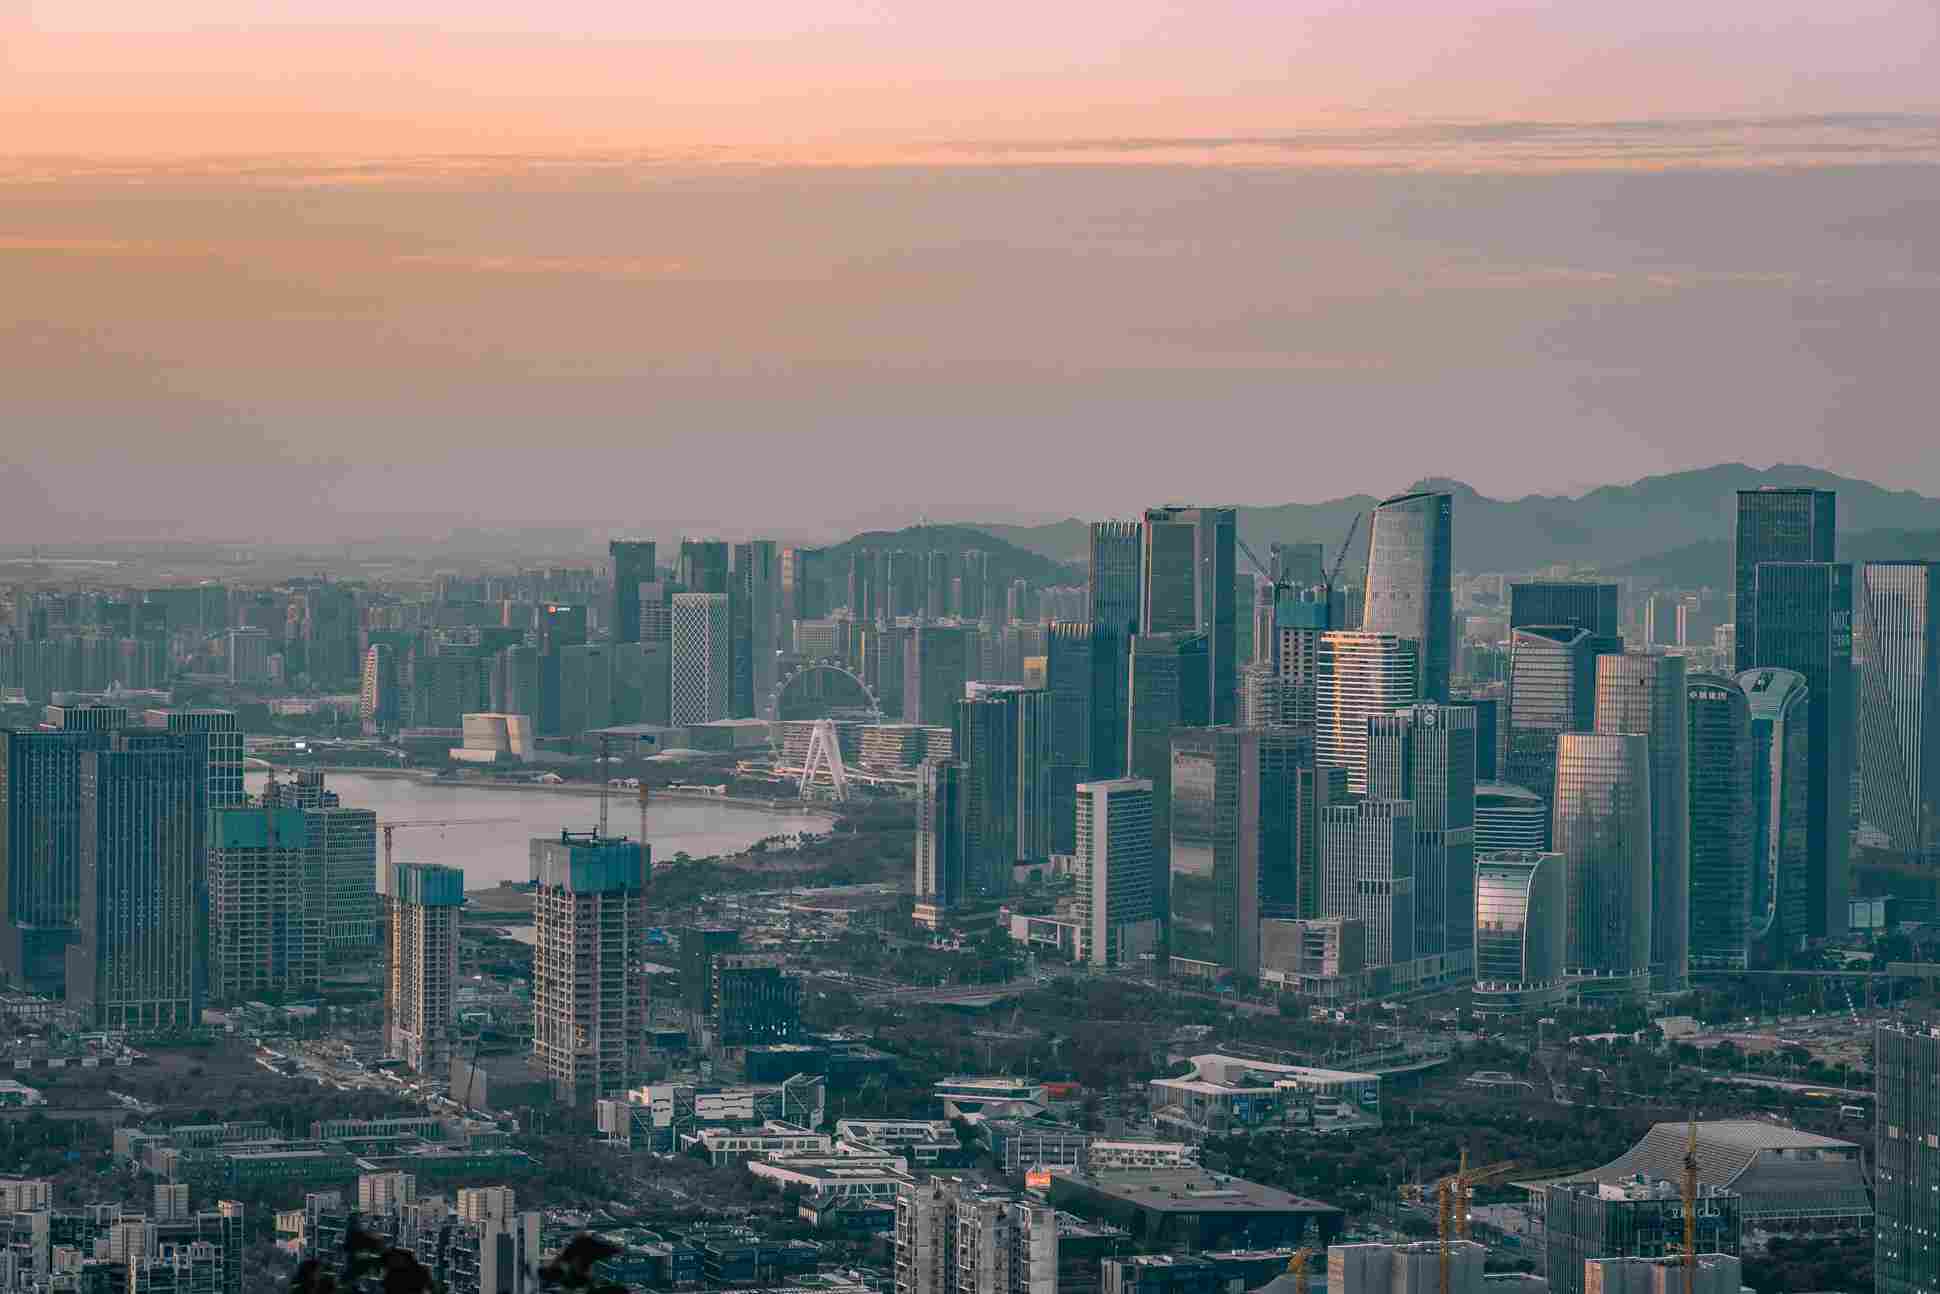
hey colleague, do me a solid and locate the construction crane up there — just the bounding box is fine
[1282,1247,1315,1294]
[1398,1152,1521,1294]
[1324,512,1363,596]
[376,816,516,1057]
[1234,512,1364,602]
[1683,1118,1699,1294]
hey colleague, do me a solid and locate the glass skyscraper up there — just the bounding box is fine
[1472,850,1566,1015]
[914,759,967,919]
[1368,705,1477,971]
[1362,490,1454,702]
[1508,582,1620,637]
[1856,561,1940,868]
[1594,652,1689,992]
[1750,561,1853,938]
[1876,1021,1940,1294]
[1140,506,1237,727]
[1319,797,1416,969]
[1553,732,1652,1000]
[1127,631,1210,923]
[1734,487,1835,675]
[1315,631,1419,794]
[609,539,656,645]
[1168,727,1264,980]
[1740,668,1811,964]
[1687,673,1754,971]
[1075,778,1159,968]
[1503,625,1621,832]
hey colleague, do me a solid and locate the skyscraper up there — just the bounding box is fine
[1734,487,1835,674]
[1739,668,1811,964]
[359,644,401,732]
[530,831,648,1106]
[1368,704,1477,973]
[1687,674,1754,971]
[1075,778,1159,968]
[1362,490,1454,702]
[1502,625,1621,830]
[1271,542,1325,588]
[389,863,463,1076]
[914,760,967,925]
[302,788,379,954]
[1088,522,1143,640]
[1594,652,1690,992]
[1167,727,1264,980]
[68,733,209,1029]
[1875,1021,1940,1294]
[1315,632,1418,793]
[1126,632,1210,920]
[678,538,731,595]
[671,592,732,724]
[956,695,1019,900]
[1140,506,1237,725]
[733,540,780,718]
[1553,732,1652,1000]
[1856,561,1940,869]
[609,540,656,646]
[1750,561,1854,939]
[1043,621,1100,776]
[145,709,244,808]
[905,625,974,726]
[0,721,124,992]
[1472,851,1567,1015]
[1508,582,1620,637]
[1318,798,1415,969]
[1474,781,1549,853]
[208,805,318,1003]
[301,583,360,687]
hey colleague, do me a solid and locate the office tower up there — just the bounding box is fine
[1168,727,1267,979]
[906,625,974,726]
[1553,732,1652,1000]
[670,592,732,724]
[1472,851,1566,1015]
[954,686,1050,892]
[1502,626,1621,828]
[608,540,656,645]
[1254,726,1317,918]
[678,538,731,595]
[1319,798,1415,968]
[1088,520,1143,636]
[139,709,242,809]
[733,540,780,718]
[1509,582,1620,637]
[386,862,462,1076]
[1140,506,1238,725]
[227,627,272,684]
[1687,673,1754,971]
[494,643,540,718]
[914,760,968,924]
[1011,688,1054,862]
[1594,652,1690,992]
[1044,621,1102,776]
[1126,632,1210,921]
[782,545,826,623]
[1287,762,1348,921]
[865,622,912,718]
[1315,632,1419,793]
[68,734,209,1029]
[1362,490,1453,702]
[1256,589,1331,730]
[556,643,615,734]
[1876,1021,1940,1294]
[1856,561,1940,868]
[677,924,741,1024]
[707,953,803,1047]
[359,643,401,731]
[1368,705,1478,970]
[530,831,648,1106]
[537,601,588,654]
[961,550,990,622]
[300,583,360,686]
[0,721,127,992]
[208,805,318,1003]
[850,549,884,623]
[1734,487,1835,674]
[1738,668,1811,963]
[1453,694,1499,782]
[408,651,492,730]
[1074,778,1159,968]
[1750,561,1854,938]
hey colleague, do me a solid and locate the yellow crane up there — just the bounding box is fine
[376,817,516,1050]
[1399,1152,1521,1294]
[1683,1118,1699,1294]
[1283,1247,1315,1294]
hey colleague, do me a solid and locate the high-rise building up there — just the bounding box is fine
[1271,542,1325,589]
[227,627,272,685]
[1075,778,1159,968]
[388,862,463,1076]
[1545,1177,1741,1294]
[68,734,209,1030]
[1045,621,1116,778]
[1126,632,1210,921]
[896,1179,1057,1294]
[0,721,126,992]
[915,760,968,924]
[359,644,401,732]
[1319,798,1415,969]
[783,545,830,624]
[1876,1021,1940,1294]
[1472,851,1566,1015]
[671,593,732,724]
[1738,668,1811,963]
[1856,561,1940,868]
[1553,732,1652,1000]
[555,643,614,735]
[1315,632,1419,794]
[1362,490,1454,703]
[530,831,648,1106]
[1261,591,1331,731]
[1734,487,1835,675]
[1368,705,1477,972]
[733,540,780,718]
[1089,522,1143,639]
[208,806,319,1003]
[1474,781,1548,852]
[1687,673,1754,971]
[609,540,656,646]
[708,954,803,1048]
[300,789,378,955]
[1594,653,1690,992]
[1508,582,1620,637]
[678,538,731,595]
[1502,625,1621,830]
[906,625,974,727]
[677,925,741,1021]
[955,686,1051,894]
[1749,560,1853,939]
[1167,727,1264,980]
[143,709,243,810]
[1140,507,1237,726]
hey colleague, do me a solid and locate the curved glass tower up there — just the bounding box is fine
[1739,668,1810,964]
[1362,490,1453,702]
[1475,781,1549,852]
[1594,652,1689,992]
[1856,561,1940,867]
[1473,850,1566,1016]
[1687,673,1753,971]
[1553,732,1652,1000]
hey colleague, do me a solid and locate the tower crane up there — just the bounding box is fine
[1683,1117,1699,1294]
[376,816,516,1056]
[1282,1247,1315,1294]
[1398,1151,1521,1294]
[1234,512,1364,602]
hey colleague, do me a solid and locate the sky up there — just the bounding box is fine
[3,4,1940,544]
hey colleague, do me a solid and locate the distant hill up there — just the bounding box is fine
[822,523,1078,592]
[974,465,1940,578]
[1615,528,1940,588]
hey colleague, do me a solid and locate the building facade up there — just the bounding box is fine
[208,806,319,1003]
[1687,673,1754,971]
[1318,798,1415,969]
[1126,631,1210,916]
[1734,486,1835,675]
[1361,490,1454,702]
[1075,778,1159,968]
[1856,561,1940,868]
[1594,653,1690,992]
[1471,851,1566,1015]
[1167,728,1264,980]
[1508,582,1620,637]
[1367,705,1477,971]
[915,760,968,924]
[671,592,732,725]
[609,540,656,646]
[530,832,648,1106]
[1503,625,1621,834]
[1315,632,1419,794]
[1877,1022,1940,1294]
[1140,507,1237,727]
[1553,733,1653,999]
[1739,668,1811,963]
[389,863,463,1077]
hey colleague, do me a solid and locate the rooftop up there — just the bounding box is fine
[1051,1168,1339,1216]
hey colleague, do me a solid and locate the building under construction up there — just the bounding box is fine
[207,804,320,1003]
[530,830,649,1107]
[388,862,464,1076]
[1543,1176,1741,1294]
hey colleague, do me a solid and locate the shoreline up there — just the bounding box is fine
[257,763,838,821]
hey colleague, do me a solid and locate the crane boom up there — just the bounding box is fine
[1325,512,1363,594]
[1236,534,1278,586]
[1684,1118,1698,1294]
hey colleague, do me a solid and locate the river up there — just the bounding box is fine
[244,771,829,889]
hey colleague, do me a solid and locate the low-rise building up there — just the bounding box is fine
[1085,1141,1196,1172]
[981,1119,1088,1175]
[1582,1254,1743,1294]
[1330,1242,1485,1294]
[1149,1055,1378,1140]
[935,1075,1047,1121]
[1047,1168,1343,1252]
[749,1153,912,1203]
[687,1125,835,1166]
